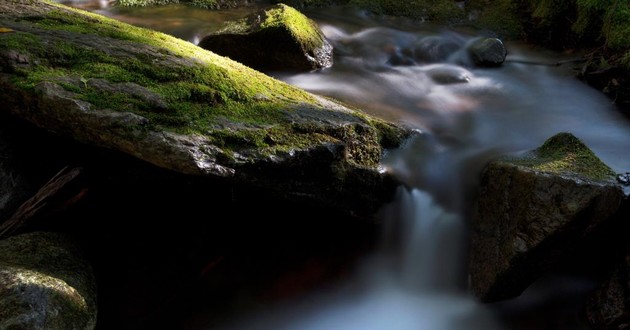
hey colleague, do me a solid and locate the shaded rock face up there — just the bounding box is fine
[0,231,97,330]
[586,253,630,329]
[583,200,630,329]
[469,132,624,302]
[0,113,73,223]
[0,128,33,221]
[198,3,333,72]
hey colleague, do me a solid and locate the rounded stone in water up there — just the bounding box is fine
[466,37,507,67]
[422,64,472,85]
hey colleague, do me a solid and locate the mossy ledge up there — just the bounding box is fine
[0,0,412,218]
[506,132,616,182]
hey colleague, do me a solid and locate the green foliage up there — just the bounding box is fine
[467,0,524,39]
[602,3,630,50]
[188,0,219,8]
[348,0,464,22]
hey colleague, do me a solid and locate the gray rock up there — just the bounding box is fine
[0,231,97,330]
[466,37,507,67]
[198,4,333,72]
[469,132,624,302]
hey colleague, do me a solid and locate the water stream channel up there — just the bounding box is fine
[54,1,630,329]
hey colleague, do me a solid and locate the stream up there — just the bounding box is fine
[55,1,630,329]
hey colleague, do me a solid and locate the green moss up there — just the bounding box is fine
[213,4,326,50]
[258,4,325,49]
[348,0,464,23]
[1,2,322,133]
[207,125,337,153]
[510,132,616,181]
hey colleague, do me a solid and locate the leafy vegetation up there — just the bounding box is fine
[348,0,464,23]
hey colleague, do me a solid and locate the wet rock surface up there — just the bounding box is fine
[469,133,625,302]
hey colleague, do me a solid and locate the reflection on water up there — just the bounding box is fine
[52,1,630,329]
[57,0,263,43]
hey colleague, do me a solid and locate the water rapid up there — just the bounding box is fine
[53,2,630,329]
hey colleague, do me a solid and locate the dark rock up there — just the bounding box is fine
[585,252,630,329]
[466,37,507,67]
[583,199,630,329]
[198,4,333,72]
[469,132,624,302]
[0,231,97,330]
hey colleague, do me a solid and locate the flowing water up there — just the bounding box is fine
[55,1,630,329]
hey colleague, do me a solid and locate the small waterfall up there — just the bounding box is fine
[390,187,465,293]
[218,185,501,330]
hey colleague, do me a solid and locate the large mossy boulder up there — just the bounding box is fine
[0,0,411,219]
[0,231,97,330]
[469,132,625,302]
[198,4,333,72]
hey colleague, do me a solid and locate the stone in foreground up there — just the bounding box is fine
[469,132,624,302]
[0,231,97,330]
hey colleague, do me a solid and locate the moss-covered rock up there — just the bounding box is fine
[469,132,624,302]
[0,0,412,219]
[0,231,97,330]
[509,132,617,182]
[198,3,333,72]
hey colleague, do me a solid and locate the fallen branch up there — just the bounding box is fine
[0,166,87,239]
